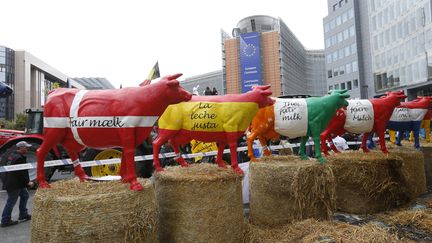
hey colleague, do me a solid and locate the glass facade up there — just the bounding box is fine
[369,0,432,94]
[324,0,365,98]
[0,46,14,120]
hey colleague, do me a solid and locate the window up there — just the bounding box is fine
[339,65,345,75]
[328,70,333,78]
[353,79,358,88]
[336,16,342,26]
[251,19,256,31]
[341,82,346,89]
[352,61,358,72]
[346,63,352,73]
[334,68,339,77]
[342,12,348,23]
[329,85,333,91]
[345,46,351,57]
[338,49,344,59]
[347,81,352,90]
[333,4,338,11]
[349,25,355,37]
[335,84,340,90]
[326,54,332,63]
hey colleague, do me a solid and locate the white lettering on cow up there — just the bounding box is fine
[44,116,158,128]
[344,100,374,133]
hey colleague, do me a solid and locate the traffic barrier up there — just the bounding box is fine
[0,139,376,173]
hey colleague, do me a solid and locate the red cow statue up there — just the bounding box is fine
[153,85,274,175]
[36,73,192,191]
[320,90,407,156]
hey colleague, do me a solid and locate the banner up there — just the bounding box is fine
[240,32,262,93]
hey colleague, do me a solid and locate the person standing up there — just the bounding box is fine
[212,87,218,95]
[204,86,212,96]
[1,141,33,227]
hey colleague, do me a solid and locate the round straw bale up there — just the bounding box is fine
[249,155,336,227]
[31,178,158,243]
[387,146,427,199]
[155,163,244,243]
[328,151,406,214]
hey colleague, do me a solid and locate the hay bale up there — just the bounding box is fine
[249,156,336,227]
[421,146,432,187]
[31,178,158,243]
[155,163,244,243]
[328,151,406,214]
[244,218,400,242]
[388,146,427,199]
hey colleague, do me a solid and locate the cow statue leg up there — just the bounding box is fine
[121,146,142,191]
[169,139,189,167]
[259,137,271,156]
[425,120,431,142]
[413,122,422,149]
[36,128,69,188]
[388,130,396,144]
[215,142,228,168]
[376,127,389,154]
[360,132,370,153]
[396,131,404,146]
[312,134,325,163]
[152,134,169,172]
[247,131,259,161]
[298,136,309,160]
[228,139,243,176]
[66,151,89,182]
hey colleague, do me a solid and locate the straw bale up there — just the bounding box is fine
[155,163,244,243]
[249,156,336,227]
[421,146,432,187]
[31,178,158,243]
[328,151,406,214]
[244,218,401,243]
[387,146,427,199]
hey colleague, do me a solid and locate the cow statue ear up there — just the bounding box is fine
[167,80,180,88]
[168,73,183,80]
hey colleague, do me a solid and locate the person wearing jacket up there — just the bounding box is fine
[1,141,34,227]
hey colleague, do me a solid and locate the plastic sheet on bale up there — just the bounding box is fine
[155,163,244,243]
[328,151,406,214]
[249,156,336,227]
[31,178,158,243]
[387,145,427,200]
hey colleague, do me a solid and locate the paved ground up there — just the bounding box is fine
[0,170,74,243]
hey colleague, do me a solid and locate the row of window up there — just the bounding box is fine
[329,79,359,91]
[326,43,357,64]
[325,25,356,48]
[372,11,429,53]
[374,59,428,91]
[324,7,354,33]
[327,61,358,78]
[369,0,427,24]
[374,34,426,70]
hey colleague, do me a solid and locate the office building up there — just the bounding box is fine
[324,0,373,99]
[222,15,326,96]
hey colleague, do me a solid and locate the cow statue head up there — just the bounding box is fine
[328,89,350,108]
[384,90,407,100]
[157,73,192,104]
[250,85,274,108]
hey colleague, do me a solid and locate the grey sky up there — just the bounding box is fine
[1,0,328,88]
